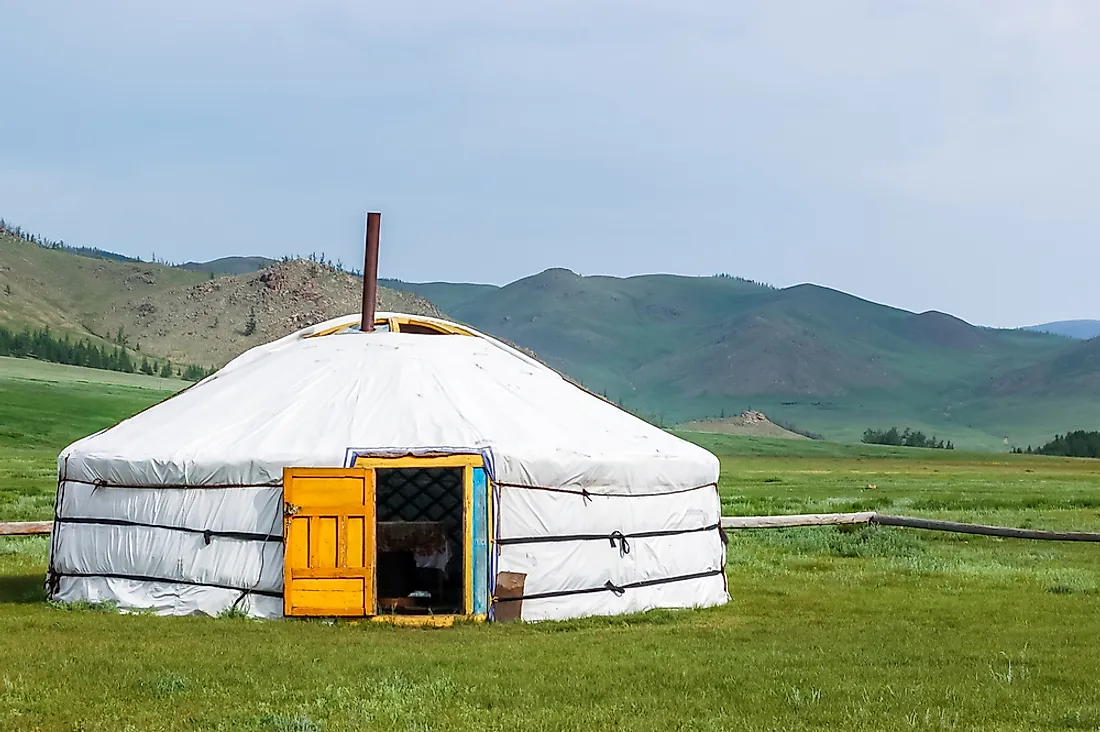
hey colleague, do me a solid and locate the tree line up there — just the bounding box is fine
[711,273,777,290]
[281,253,358,277]
[1012,431,1100,459]
[0,326,214,382]
[862,427,954,450]
[2,217,191,267]
[1,218,139,264]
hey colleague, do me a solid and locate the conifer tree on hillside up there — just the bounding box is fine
[182,364,213,381]
[0,326,145,376]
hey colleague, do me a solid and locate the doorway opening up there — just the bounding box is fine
[374,466,465,614]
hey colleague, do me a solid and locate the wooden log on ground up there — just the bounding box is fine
[720,512,1100,543]
[871,514,1100,543]
[0,521,53,536]
[721,512,875,529]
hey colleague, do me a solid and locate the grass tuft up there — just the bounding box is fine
[259,713,324,732]
[217,605,251,620]
[1058,709,1100,730]
[47,599,119,613]
[142,670,189,698]
[1047,584,1080,595]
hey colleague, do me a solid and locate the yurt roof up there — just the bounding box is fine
[60,313,719,495]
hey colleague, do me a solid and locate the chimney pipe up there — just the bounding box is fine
[360,212,381,332]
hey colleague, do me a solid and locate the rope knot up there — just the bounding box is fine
[608,531,631,557]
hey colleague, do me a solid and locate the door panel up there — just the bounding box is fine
[283,469,376,617]
[289,579,366,614]
[346,517,365,568]
[286,516,310,569]
[296,476,370,507]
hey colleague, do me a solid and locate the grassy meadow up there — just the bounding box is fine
[0,357,182,522]
[2,360,1100,731]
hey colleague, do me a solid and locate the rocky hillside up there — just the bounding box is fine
[678,411,810,440]
[0,232,441,368]
[90,260,443,366]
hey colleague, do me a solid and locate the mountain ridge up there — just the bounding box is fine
[1023,320,1100,340]
[2,220,1097,449]
[379,269,1094,449]
[178,256,277,276]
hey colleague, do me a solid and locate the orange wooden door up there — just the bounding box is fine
[283,468,376,617]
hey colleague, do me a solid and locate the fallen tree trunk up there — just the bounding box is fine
[721,511,1100,543]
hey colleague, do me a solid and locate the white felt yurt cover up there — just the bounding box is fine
[47,313,728,620]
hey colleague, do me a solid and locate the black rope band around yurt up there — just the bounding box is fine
[497,523,721,550]
[55,517,282,544]
[493,568,725,603]
[50,571,282,598]
[491,481,718,499]
[62,478,282,490]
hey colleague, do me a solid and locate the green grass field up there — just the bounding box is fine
[2,360,1099,731]
[0,357,181,522]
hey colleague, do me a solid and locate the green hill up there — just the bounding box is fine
[989,337,1100,397]
[379,279,499,315]
[0,229,209,340]
[383,269,1095,449]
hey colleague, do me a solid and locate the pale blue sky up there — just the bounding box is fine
[2,1,1098,327]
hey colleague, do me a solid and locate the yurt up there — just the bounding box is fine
[46,311,727,622]
[46,214,727,622]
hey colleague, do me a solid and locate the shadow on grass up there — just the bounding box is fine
[0,572,45,604]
